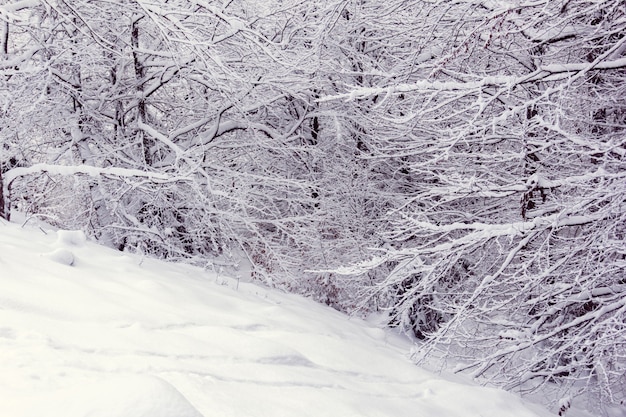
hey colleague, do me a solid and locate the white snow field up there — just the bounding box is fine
[0,218,559,417]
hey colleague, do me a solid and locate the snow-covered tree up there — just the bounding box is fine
[1,0,624,412]
[322,0,626,411]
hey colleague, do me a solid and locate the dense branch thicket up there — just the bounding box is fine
[323,0,626,410]
[1,0,624,414]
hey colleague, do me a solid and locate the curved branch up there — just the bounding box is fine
[2,163,184,221]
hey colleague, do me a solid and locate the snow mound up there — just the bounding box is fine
[59,375,204,417]
[56,230,87,247]
[46,248,76,266]
[6,375,204,417]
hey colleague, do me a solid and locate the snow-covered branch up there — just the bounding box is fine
[319,58,626,103]
[2,163,185,220]
[4,163,172,186]
[0,0,41,14]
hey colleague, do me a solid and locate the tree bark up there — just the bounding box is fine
[0,169,6,220]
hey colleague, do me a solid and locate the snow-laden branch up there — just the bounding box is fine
[2,163,185,220]
[314,256,389,276]
[317,77,517,102]
[330,212,599,277]
[540,57,626,73]
[4,163,172,186]
[402,213,597,249]
[0,46,41,68]
[0,0,40,15]
[526,168,626,189]
[137,121,186,161]
[199,120,281,143]
[318,57,626,103]
[458,296,626,377]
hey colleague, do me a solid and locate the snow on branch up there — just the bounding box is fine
[2,163,185,220]
[327,212,599,278]
[318,57,626,103]
[0,46,41,69]
[312,255,389,276]
[408,212,598,238]
[4,163,173,186]
[539,57,626,73]
[0,0,41,14]
[317,77,517,102]
[388,211,601,258]
[137,121,186,161]
[526,168,625,189]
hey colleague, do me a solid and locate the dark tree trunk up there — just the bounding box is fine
[0,169,7,220]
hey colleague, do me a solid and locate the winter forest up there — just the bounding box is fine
[0,0,624,412]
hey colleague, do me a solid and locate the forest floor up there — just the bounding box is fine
[0,216,587,417]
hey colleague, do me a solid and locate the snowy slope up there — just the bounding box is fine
[0,218,557,417]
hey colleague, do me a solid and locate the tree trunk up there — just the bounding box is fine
[0,169,7,220]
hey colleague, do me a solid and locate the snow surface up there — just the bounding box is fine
[0,217,559,417]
